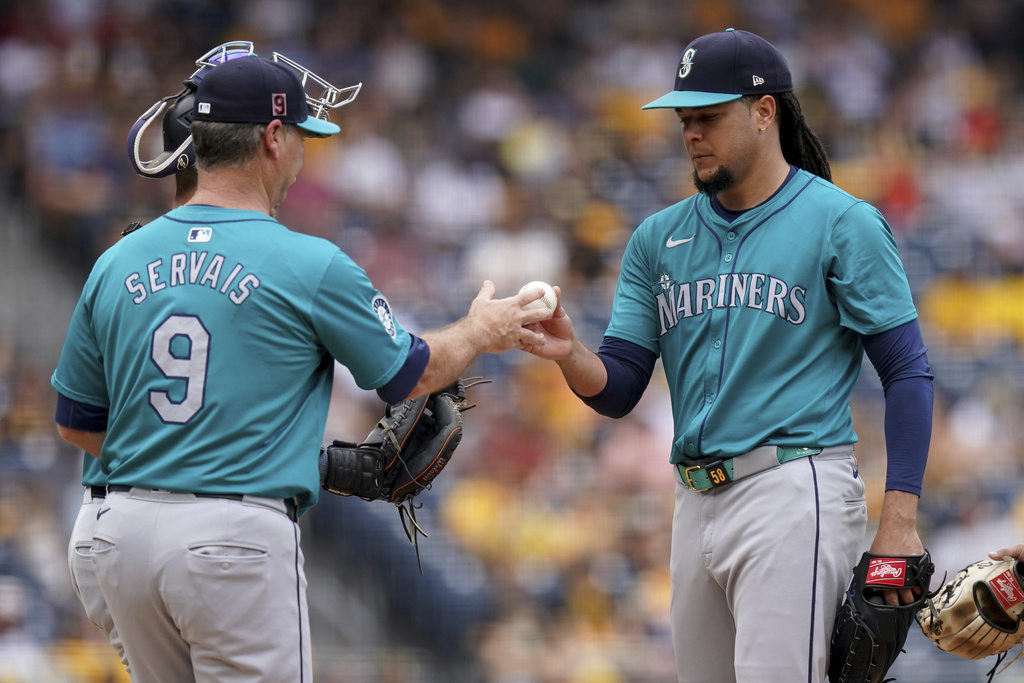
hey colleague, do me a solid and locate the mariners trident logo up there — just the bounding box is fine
[372,295,397,338]
[678,48,696,79]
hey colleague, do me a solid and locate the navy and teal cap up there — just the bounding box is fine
[193,56,340,137]
[642,28,793,110]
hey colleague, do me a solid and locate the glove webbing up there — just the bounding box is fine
[391,377,491,576]
[397,501,428,575]
[391,447,434,576]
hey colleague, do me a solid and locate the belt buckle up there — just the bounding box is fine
[684,459,729,492]
[683,464,707,492]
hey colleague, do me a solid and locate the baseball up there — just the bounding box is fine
[519,281,558,312]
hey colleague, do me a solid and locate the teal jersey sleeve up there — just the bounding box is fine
[607,225,663,355]
[824,201,918,335]
[52,299,110,487]
[51,206,411,515]
[52,275,109,409]
[311,250,410,390]
[606,170,917,463]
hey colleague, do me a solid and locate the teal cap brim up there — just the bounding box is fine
[297,115,340,137]
[641,91,743,110]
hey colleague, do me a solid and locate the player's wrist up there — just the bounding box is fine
[556,339,605,395]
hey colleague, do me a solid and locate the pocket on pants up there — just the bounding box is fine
[187,543,268,560]
[184,542,278,636]
[91,539,116,555]
[813,451,865,505]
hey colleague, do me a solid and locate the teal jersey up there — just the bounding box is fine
[53,206,411,514]
[607,169,917,463]
[81,454,106,487]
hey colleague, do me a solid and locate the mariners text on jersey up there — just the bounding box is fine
[655,272,807,335]
[123,250,260,305]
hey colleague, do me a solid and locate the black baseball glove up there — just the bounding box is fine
[319,378,488,571]
[828,551,934,683]
[319,378,480,502]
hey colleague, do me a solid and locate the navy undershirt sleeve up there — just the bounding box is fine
[55,393,109,432]
[582,323,932,493]
[376,334,430,404]
[577,337,657,418]
[861,319,933,496]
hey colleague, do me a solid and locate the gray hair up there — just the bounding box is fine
[191,120,267,171]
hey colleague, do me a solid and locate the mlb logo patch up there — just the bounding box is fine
[188,227,213,243]
[866,558,906,587]
[197,102,211,114]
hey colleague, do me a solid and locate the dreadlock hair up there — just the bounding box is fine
[746,92,832,182]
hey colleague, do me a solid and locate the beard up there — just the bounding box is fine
[692,166,736,195]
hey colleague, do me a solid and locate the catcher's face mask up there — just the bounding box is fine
[126,41,256,178]
[269,52,361,137]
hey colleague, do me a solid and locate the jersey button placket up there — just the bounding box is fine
[701,303,727,423]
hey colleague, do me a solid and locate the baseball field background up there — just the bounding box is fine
[2,0,1024,681]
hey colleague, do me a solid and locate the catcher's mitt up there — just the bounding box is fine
[320,378,483,501]
[917,558,1024,674]
[828,551,934,683]
[319,378,488,572]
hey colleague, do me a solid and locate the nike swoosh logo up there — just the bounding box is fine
[666,236,694,248]
[96,508,111,520]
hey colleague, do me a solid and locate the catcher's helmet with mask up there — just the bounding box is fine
[126,41,256,178]
[127,41,362,175]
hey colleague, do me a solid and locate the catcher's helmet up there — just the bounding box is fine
[126,41,256,178]
[270,52,362,130]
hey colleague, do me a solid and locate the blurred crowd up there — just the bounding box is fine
[2,0,1024,681]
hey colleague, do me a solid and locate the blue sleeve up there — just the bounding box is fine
[861,319,933,495]
[376,335,430,404]
[54,392,109,432]
[578,337,657,418]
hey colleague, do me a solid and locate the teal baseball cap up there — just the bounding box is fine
[194,56,341,137]
[642,28,793,110]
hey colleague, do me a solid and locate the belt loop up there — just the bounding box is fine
[777,446,822,464]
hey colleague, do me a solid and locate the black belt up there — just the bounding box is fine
[105,485,297,521]
[90,485,108,499]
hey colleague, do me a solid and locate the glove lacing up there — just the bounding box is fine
[986,647,1024,683]
[391,377,491,576]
